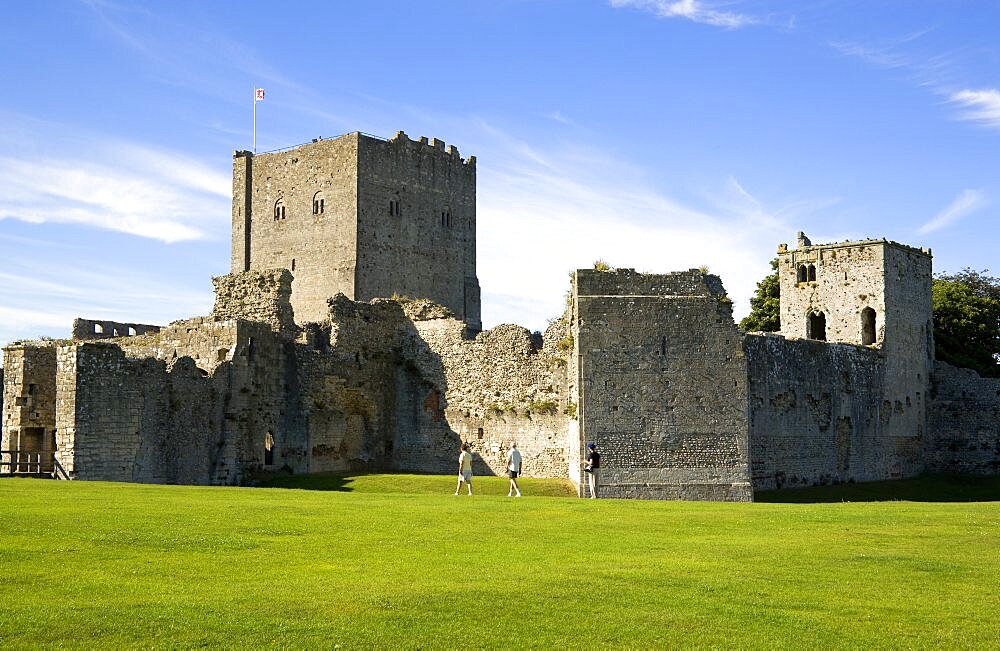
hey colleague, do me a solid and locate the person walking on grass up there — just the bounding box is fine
[584,442,601,499]
[506,442,523,497]
[454,442,473,496]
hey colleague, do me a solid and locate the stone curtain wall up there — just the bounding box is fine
[927,362,1000,474]
[399,307,572,478]
[356,132,480,331]
[1,345,57,473]
[298,294,572,478]
[55,319,293,484]
[233,135,360,323]
[295,296,409,474]
[745,334,893,490]
[574,269,752,501]
[212,269,297,338]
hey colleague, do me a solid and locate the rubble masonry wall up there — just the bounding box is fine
[574,269,752,501]
[927,361,1000,475]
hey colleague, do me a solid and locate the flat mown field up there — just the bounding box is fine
[1,475,998,648]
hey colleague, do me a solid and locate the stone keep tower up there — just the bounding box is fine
[232,131,481,330]
[777,232,935,452]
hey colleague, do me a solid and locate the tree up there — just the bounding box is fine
[932,268,1000,378]
[740,258,780,332]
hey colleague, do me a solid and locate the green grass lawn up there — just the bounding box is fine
[1,475,998,649]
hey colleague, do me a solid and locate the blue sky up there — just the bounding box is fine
[1,0,998,348]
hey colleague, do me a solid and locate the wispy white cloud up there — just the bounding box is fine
[545,110,573,125]
[0,246,214,346]
[917,189,986,235]
[949,89,1000,129]
[0,123,230,243]
[471,122,818,329]
[829,29,935,69]
[609,0,761,29]
[827,30,1000,132]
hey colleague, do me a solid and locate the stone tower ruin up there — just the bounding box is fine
[231,131,481,330]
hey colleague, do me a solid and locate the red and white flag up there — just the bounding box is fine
[255,88,265,101]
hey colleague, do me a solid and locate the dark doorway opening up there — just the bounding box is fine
[808,312,827,341]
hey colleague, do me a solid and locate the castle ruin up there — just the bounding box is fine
[2,131,998,498]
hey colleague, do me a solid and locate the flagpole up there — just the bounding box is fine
[252,85,257,154]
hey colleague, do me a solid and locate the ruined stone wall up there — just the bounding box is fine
[399,307,571,478]
[927,362,1000,475]
[55,320,293,484]
[295,294,571,478]
[72,319,160,341]
[212,268,297,338]
[356,132,480,330]
[574,269,752,501]
[1,345,57,473]
[233,135,360,323]
[294,296,408,474]
[745,334,900,490]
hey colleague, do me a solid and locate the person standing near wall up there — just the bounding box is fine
[454,442,474,496]
[506,442,522,497]
[584,442,601,498]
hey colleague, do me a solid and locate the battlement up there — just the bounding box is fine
[778,232,931,258]
[235,130,475,168]
[387,130,475,167]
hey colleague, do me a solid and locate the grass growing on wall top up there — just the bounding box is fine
[1,477,998,648]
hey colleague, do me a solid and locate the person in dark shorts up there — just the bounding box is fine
[584,442,601,498]
[506,442,523,497]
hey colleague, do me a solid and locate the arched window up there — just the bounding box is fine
[273,199,285,221]
[807,311,827,341]
[797,265,807,283]
[861,307,876,345]
[312,191,325,215]
[807,264,817,282]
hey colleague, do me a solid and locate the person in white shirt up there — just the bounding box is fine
[506,442,523,497]
[454,442,473,496]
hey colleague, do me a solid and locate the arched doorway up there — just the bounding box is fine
[808,311,827,341]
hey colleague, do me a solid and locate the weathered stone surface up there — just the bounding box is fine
[72,319,161,341]
[232,132,480,330]
[573,269,752,501]
[3,133,997,501]
[927,361,1000,475]
[212,268,297,339]
[1,344,58,474]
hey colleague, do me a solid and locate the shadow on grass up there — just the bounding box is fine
[252,472,578,497]
[254,472,356,491]
[755,473,1000,503]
